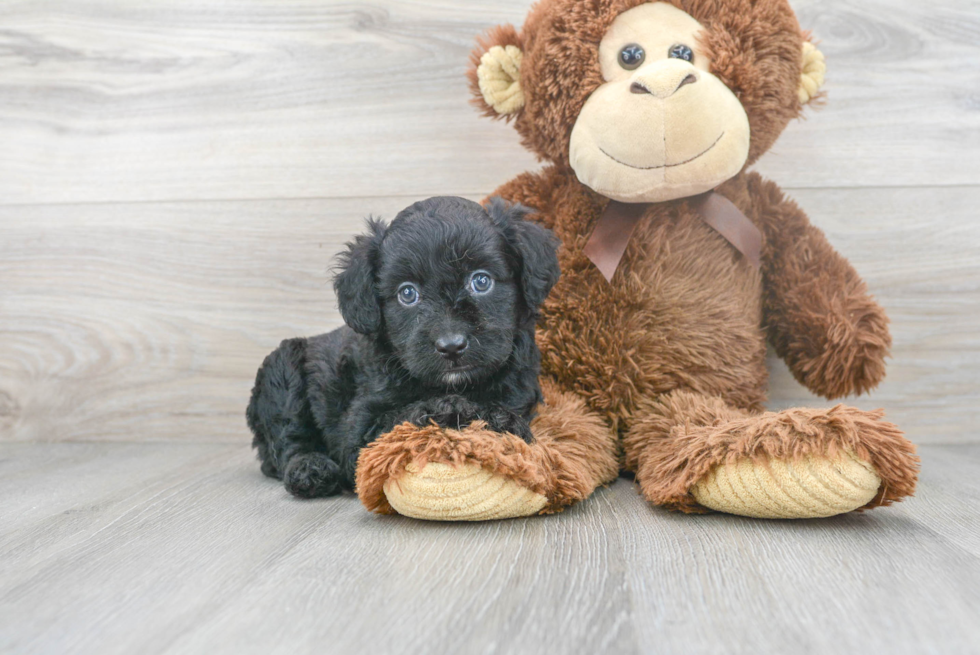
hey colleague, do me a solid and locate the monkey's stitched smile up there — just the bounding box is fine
[599,131,725,170]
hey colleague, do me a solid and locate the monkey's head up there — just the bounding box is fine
[468,0,825,203]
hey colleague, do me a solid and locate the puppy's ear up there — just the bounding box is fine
[334,218,386,335]
[487,196,560,314]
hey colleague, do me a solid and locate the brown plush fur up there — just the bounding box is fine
[356,0,919,516]
[356,380,620,514]
[492,164,918,510]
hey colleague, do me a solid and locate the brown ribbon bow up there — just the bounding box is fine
[582,191,763,282]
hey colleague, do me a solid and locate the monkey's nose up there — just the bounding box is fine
[435,334,468,358]
[630,73,698,98]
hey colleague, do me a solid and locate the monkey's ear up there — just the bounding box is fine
[487,197,560,316]
[798,40,826,106]
[333,218,386,335]
[468,25,525,118]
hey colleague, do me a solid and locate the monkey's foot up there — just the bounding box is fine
[355,383,619,521]
[636,404,919,518]
[691,451,881,519]
[384,461,548,521]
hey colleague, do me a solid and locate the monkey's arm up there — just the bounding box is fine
[746,173,891,399]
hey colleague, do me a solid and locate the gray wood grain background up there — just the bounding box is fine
[1,0,978,446]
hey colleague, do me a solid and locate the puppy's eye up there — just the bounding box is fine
[469,271,494,295]
[397,283,420,306]
[619,44,645,70]
[668,44,694,63]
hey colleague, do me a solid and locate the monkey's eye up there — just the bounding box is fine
[469,271,494,295]
[668,44,694,63]
[397,283,420,306]
[618,44,645,70]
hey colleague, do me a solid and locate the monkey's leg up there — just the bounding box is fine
[355,379,620,521]
[623,390,919,518]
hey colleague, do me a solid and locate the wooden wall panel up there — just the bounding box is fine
[0,0,976,445]
[0,0,977,205]
[2,186,976,444]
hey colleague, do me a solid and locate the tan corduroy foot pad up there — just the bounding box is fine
[384,462,548,521]
[691,451,881,519]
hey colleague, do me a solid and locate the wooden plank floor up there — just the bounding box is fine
[1,442,978,655]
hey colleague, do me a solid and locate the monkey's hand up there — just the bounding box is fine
[749,174,891,398]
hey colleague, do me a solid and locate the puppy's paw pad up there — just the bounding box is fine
[284,453,342,498]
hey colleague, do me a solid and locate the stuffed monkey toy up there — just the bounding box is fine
[356,0,919,520]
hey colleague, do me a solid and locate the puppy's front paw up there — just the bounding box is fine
[283,453,342,498]
[511,421,534,444]
[260,458,279,479]
[484,408,534,444]
[403,395,480,430]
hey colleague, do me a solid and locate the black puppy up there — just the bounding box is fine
[246,196,560,498]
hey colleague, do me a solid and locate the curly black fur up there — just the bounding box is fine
[246,196,560,498]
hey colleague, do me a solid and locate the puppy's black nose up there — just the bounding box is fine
[435,334,468,358]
